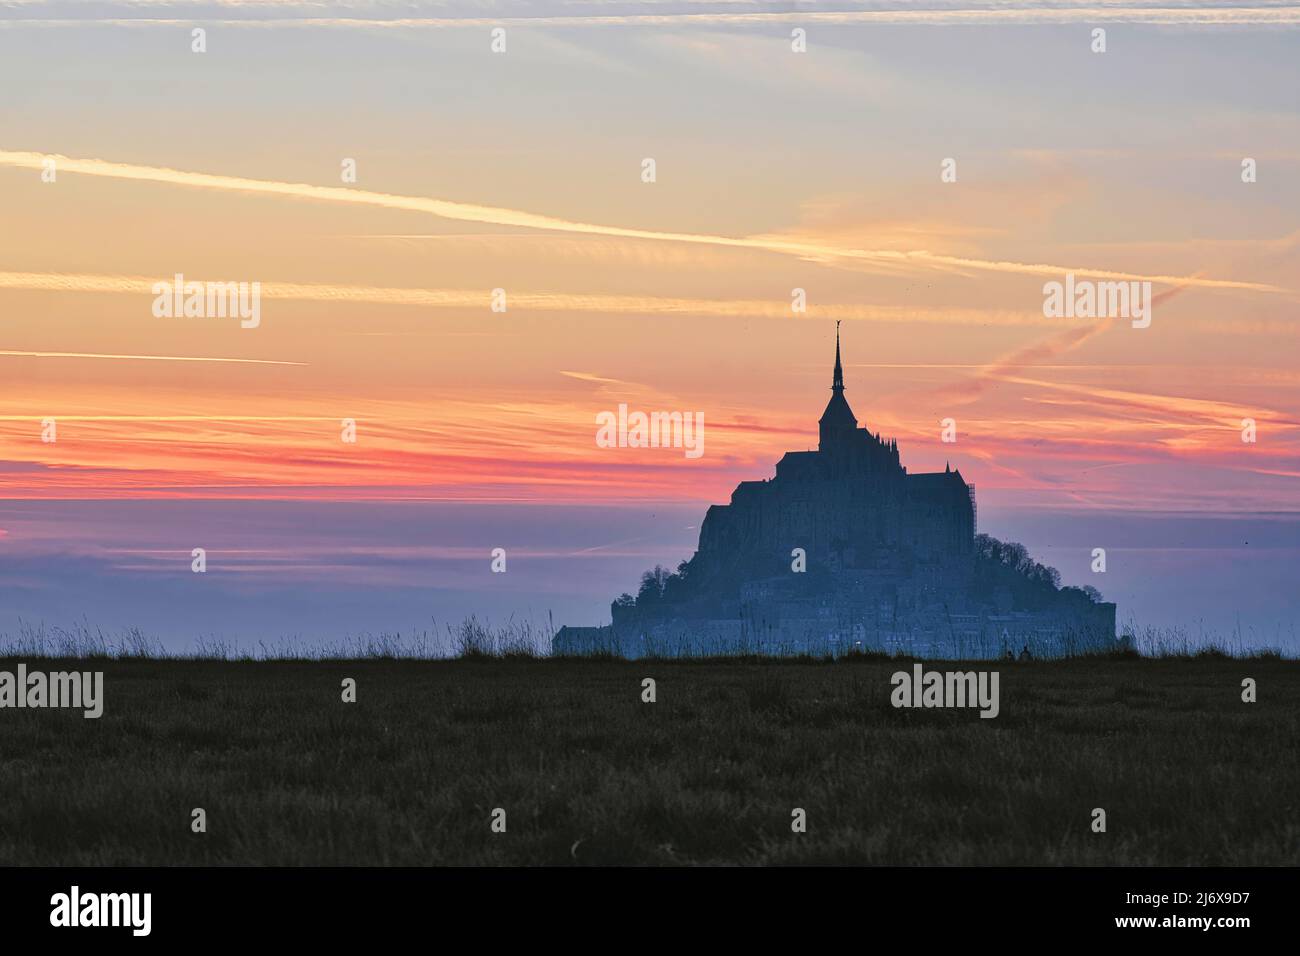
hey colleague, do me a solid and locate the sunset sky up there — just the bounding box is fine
[1,2,1297,651]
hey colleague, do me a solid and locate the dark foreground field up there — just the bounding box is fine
[1,656,1295,865]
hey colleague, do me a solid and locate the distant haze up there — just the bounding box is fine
[1,500,1296,654]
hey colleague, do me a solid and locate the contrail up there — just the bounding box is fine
[0,151,1282,294]
[0,415,338,421]
[0,349,304,366]
[934,281,1199,401]
[3,5,1299,28]
[0,269,1075,327]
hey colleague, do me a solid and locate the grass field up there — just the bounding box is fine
[0,655,1295,865]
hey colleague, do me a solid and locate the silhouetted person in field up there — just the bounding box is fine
[1003,648,1015,662]
[1018,644,1033,662]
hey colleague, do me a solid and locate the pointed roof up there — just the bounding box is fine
[819,321,858,428]
[833,320,845,390]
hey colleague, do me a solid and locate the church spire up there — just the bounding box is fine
[832,320,845,392]
[818,322,858,450]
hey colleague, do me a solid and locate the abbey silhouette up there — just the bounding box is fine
[555,328,1117,658]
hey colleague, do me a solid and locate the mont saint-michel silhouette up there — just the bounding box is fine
[556,327,1118,659]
